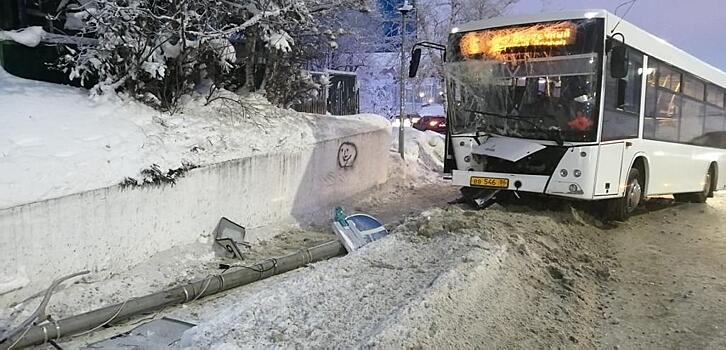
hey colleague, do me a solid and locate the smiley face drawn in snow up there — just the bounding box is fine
[338,142,358,168]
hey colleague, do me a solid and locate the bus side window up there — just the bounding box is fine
[602,46,642,141]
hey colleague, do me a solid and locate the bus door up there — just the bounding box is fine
[594,142,625,196]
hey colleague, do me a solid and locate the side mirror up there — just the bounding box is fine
[610,44,628,79]
[408,48,422,78]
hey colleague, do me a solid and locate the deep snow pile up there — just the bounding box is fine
[167,203,609,349]
[0,68,387,209]
[175,225,501,349]
[390,126,445,173]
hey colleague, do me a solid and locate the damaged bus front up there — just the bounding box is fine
[442,15,606,202]
[411,10,726,220]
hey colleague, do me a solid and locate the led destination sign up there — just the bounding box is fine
[460,21,577,59]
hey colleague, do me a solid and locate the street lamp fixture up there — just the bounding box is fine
[397,0,413,160]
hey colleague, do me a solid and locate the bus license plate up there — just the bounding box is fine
[470,176,509,189]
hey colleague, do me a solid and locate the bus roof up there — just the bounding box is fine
[452,9,726,88]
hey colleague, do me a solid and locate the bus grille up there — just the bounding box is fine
[479,146,568,176]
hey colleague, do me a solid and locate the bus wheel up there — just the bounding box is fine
[607,168,642,221]
[693,169,713,203]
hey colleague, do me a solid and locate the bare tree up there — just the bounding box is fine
[324,0,520,116]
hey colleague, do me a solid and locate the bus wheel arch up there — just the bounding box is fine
[606,156,648,222]
[674,162,716,203]
[630,156,649,195]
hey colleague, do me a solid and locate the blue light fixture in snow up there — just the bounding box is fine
[332,207,389,252]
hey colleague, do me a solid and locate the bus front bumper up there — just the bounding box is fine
[451,170,590,198]
[452,170,549,193]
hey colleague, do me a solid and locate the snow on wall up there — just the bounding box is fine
[0,66,389,210]
[0,128,390,297]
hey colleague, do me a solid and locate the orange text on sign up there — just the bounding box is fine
[460,22,577,60]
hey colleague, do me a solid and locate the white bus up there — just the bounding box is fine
[410,9,726,220]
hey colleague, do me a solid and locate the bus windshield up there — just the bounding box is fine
[446,18,605,142]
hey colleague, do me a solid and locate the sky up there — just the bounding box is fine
[506,0,726,71]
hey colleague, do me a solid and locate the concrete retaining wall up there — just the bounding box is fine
[0,127,390,297]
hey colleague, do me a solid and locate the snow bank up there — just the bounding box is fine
[0,67,163,209]
[0,67,392,298]
[0,67,387,209]
[176,231,500,349]
[390,126,445,172]
[0,26,44,47]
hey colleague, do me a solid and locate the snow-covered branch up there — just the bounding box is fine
[0,26,98,47]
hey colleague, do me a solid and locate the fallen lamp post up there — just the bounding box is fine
[0,241,346,349]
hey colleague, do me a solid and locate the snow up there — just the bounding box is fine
[166,202,605,349]
[0,267,29,295]
[161,42,182,59]
[0,67,388,209]
[208,39,236,71]
[176,231,500,349]
[419,103,445,116]
[0,124,448,346]
[141,60,167,78]
[209,344,241,350]
[267,32,293,53]
[0,26,44,47]
[390,127,446,172]
[0,67,162,209]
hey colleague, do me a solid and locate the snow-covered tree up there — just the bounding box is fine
[410,0,519,91]
[52,0,367,110]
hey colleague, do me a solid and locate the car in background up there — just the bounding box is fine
[412,104,446,133]
[390,113,420,128]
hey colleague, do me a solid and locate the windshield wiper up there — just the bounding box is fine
[463,109,564,146]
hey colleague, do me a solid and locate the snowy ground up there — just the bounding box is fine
[0,67,387,209]
[38,195,609,350]
[0,125,450,343]
[3,165,725,349]
[167,202,610,349]
[171,196,726,350]
[176,226,502,349]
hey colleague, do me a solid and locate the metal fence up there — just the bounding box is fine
[293,71,360,116]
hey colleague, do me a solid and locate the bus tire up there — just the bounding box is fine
[607,168,643,221]
[675,168,713,203]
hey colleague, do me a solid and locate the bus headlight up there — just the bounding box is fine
[560,169,568,177]
[573,169,582,177]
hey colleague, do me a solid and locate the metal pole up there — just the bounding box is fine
[397,1,412,160]
[1,241,346,349]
